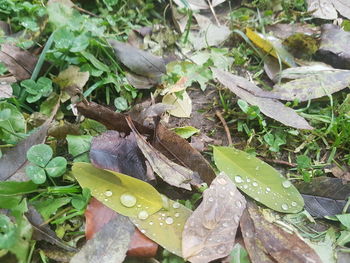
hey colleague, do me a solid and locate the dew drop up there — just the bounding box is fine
[282,180,292,188]
[236,200,242,208]
[174,213,180,218]
[208,197,214,202]
[120,193,137,207]
[243,184,248,189]
[141,229,146,233]
[104,190,113,197]
[138,210,149,220]
[217,178,227,185]
[235,175,243,183]
[229,191,234,196]
[252,182,258,187]
[222,222,228,227]
[137,204,142,208]
[160,222,164,226]
[266,187,271,192]
[234,215,240,223]
[246,178,251,183]
[217,245,226,254]
[149,221,154,225]
[104,198,108,202]
[172,202,180,209]
[291,202,297,207]
[165,217,174,225]
[281,204,289,210]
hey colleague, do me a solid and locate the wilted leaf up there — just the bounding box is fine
[162,91,192,118]
[109,39,166,79]
[90,130,154,182]
[0,77,14,99]
[212,68,313,130]
[71,215,134,263]
[241,201,322,263]
[125,72,158,89]
[317,24,350,70]
[272,70,350,102]
[153,122,216,184]
[131,196,192,256]
[266,23,320,40]
[53,65,89,90]
[277,63,335,80]
[25,206,76,252]
[126,117,194,190]
[246,28,297,67]
[182,172,246,263]
[295,176,350,217]
[76,101,152,135]
[71,162,163,217]
[307,0,350,20]
[0,44,37,81]
[213,146,304,213]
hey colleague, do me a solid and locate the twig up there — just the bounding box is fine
[259,157,297,168]
[206,0,220,26]
[215,110,232,146]
[73,5,99,17]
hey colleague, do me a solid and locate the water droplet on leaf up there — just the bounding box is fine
[282,180,292,188]
[281,204,289,210]
[138,210,149,220]
[172,202,180,209]
[235,175,243,183]
[165,217,174,225]
[104,190,113,197]
[120,193,137,207]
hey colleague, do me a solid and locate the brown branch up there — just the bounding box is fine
[215,110,232,146]
[259,157,297,168]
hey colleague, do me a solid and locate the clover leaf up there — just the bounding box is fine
[21,77,53,103]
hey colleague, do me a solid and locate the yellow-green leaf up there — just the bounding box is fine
[71,162,163,217]
[162,91,192,118]
[213,146,304,213]
[246,28,297,67]
[131,196,192,257]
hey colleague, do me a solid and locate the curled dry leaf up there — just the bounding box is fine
[212,68,313,130]
[108,39,166,79]
[90,130,154,182]
[0,44,38,81]
[71,215,135,263]
[126,116,194,190]
[241,201,322,263]
[182,172,246,263]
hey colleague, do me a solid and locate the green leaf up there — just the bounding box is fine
[71,162,163,217]
[336,214,350,229]
[229,243,251,263]
[0,102,25,144]
[45,156,67,177]
[27,144,53,167]
[0,214,17,249]
[26,165,47,184]
[131,196,192,257]
[66,134,93,162]
[114,97,128,111]
[33,197,71,221]
[213,146,304,213]
[81,51,110,72]
[297,155,311,169]
[0,181,38,196]
[172,126,200,139]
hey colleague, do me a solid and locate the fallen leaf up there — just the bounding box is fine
[241,201,322,263]
[153,123,216,184]
[0,76,15,98]
[162,91,192,118]
[266,23,320,40]
[212,68,313,130]
[125,72,159,90]
[317,24,350,70]
[76,101,152,135]
[307,0,350,20]
[71,162,163,217]
[272,70,350,102]
[0,44,38,80]
[25,206,76,252]
[53,65,89,90]
[246,28,297,67]
[213,146,304,213]
[131,195,192,257]
[70,215,134,263]
[126,117,194,190]
[85,198,158,258]
[173,0,225,10]
[327,165,350,182]
[108,39,166,79]
[90,130,154,182]
[295,176,350,217]
[182,172,246,263]
[277,63,336,80]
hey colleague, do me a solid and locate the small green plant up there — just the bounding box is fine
[20,77,53,103]
[26,144,67,184]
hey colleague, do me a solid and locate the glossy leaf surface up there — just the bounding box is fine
[71,162,162,217]
[213,146,304,213]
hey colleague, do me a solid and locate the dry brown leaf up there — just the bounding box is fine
[0,44,38,80]
[241,201,322,263]
[182,172,246,263]
[126,116,194,190]
[0,76,15,98]
[212,68,313,130]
